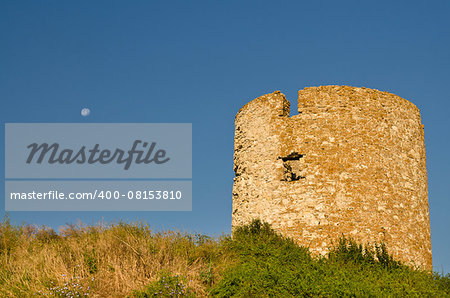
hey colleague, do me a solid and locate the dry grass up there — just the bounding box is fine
[0,216,234,297]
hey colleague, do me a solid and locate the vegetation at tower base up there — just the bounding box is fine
[1,217,449,297]
[210,220,448,297]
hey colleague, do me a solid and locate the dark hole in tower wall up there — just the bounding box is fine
[279,152,305,181]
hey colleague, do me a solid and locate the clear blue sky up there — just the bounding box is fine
[1,1,449,274]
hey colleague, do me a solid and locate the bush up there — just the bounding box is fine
[209,219,450,297]
[328,235,401,270]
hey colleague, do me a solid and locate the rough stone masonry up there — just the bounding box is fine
[232,86,432,270]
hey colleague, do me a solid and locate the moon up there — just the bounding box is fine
[81,108,91,117]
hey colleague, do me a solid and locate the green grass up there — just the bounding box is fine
[1,216,449,297]
[210,220,450,297]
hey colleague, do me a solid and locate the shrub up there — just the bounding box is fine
[328,235,401,270]
[209,219,450,297]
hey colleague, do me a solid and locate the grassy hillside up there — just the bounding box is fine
[1,216,449,297]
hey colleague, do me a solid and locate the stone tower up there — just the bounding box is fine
[232,86,432,270]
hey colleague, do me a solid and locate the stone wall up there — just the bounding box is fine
[232,86,432,270]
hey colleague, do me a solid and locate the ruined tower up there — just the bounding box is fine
[232,86,432,270]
